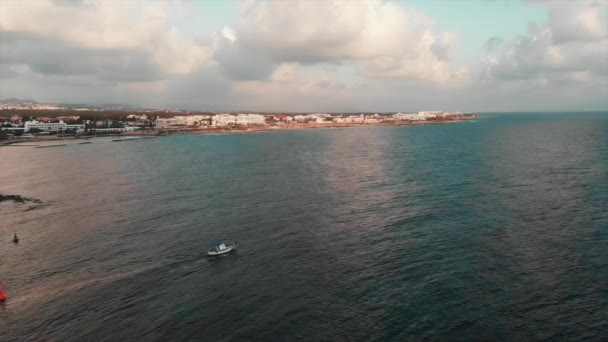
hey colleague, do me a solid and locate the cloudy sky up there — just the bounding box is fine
[0,0,606,112]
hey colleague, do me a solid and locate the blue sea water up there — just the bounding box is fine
[0,112,607,341]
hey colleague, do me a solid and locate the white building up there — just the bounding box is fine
[316,117,334,124]
[182,115,212,126]
[127,114,148,120]
[208,113,266,127]
[293,115,308,123]
[212,114,237,127]
[335,115,365,124]
[155,118,183,129]
[436,112,463,118]
[235,114,266,125]
[155,115,212,129]
[24,120,85,133]
[293,113,330,123]
[393,113,427,121]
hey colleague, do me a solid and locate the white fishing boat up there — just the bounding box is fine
[207,242,236,256]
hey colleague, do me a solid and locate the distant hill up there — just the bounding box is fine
[0,98,39,104]
[0,98,146,111]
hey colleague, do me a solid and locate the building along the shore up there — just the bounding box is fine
[211,114,265,127]
[211,114,236,127]
[156,115,212,129]
[150,110,465,131]
[24,120,85,133]
[156,117,185,129]
[156,114,264,129]
[235,114,266,125]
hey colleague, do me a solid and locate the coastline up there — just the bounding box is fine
[128,115,479,135]
[2,115,480,145]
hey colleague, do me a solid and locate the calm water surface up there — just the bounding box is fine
[1,113,607,341]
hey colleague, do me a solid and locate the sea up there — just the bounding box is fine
[0,112,606,341]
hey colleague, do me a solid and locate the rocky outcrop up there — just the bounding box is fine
[0,194,42,204]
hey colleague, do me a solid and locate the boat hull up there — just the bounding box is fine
[207,245,236,256]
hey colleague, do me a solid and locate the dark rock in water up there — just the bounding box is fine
[0,193,42,204]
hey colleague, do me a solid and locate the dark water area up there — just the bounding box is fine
[1,112,607,341]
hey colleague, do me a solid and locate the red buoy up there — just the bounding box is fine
[0,280,6,301]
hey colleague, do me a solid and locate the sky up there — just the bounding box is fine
[0,0,606,112]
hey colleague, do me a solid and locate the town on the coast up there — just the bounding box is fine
[0,99,476,143]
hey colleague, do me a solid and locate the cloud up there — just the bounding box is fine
[481,1,607,85]
[221,27,236,44]
[0,0,605,111]
[1,32,166,82]
[229,63,365,111]
[213,36,277,81]
[545,0,607,43]
[0,0,213,82]
[214,0,467,85]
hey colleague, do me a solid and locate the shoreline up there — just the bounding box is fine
[2,116,479,145]
[131,115,479,135]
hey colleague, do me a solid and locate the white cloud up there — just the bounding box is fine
[270,63,297,82]
[221,27,236,44]
[0,0,605,111]
[481,1,607,86]
[231,63,363,111]
[545,0,607,43]
[0,0,213,78]
[215,0,467,85]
